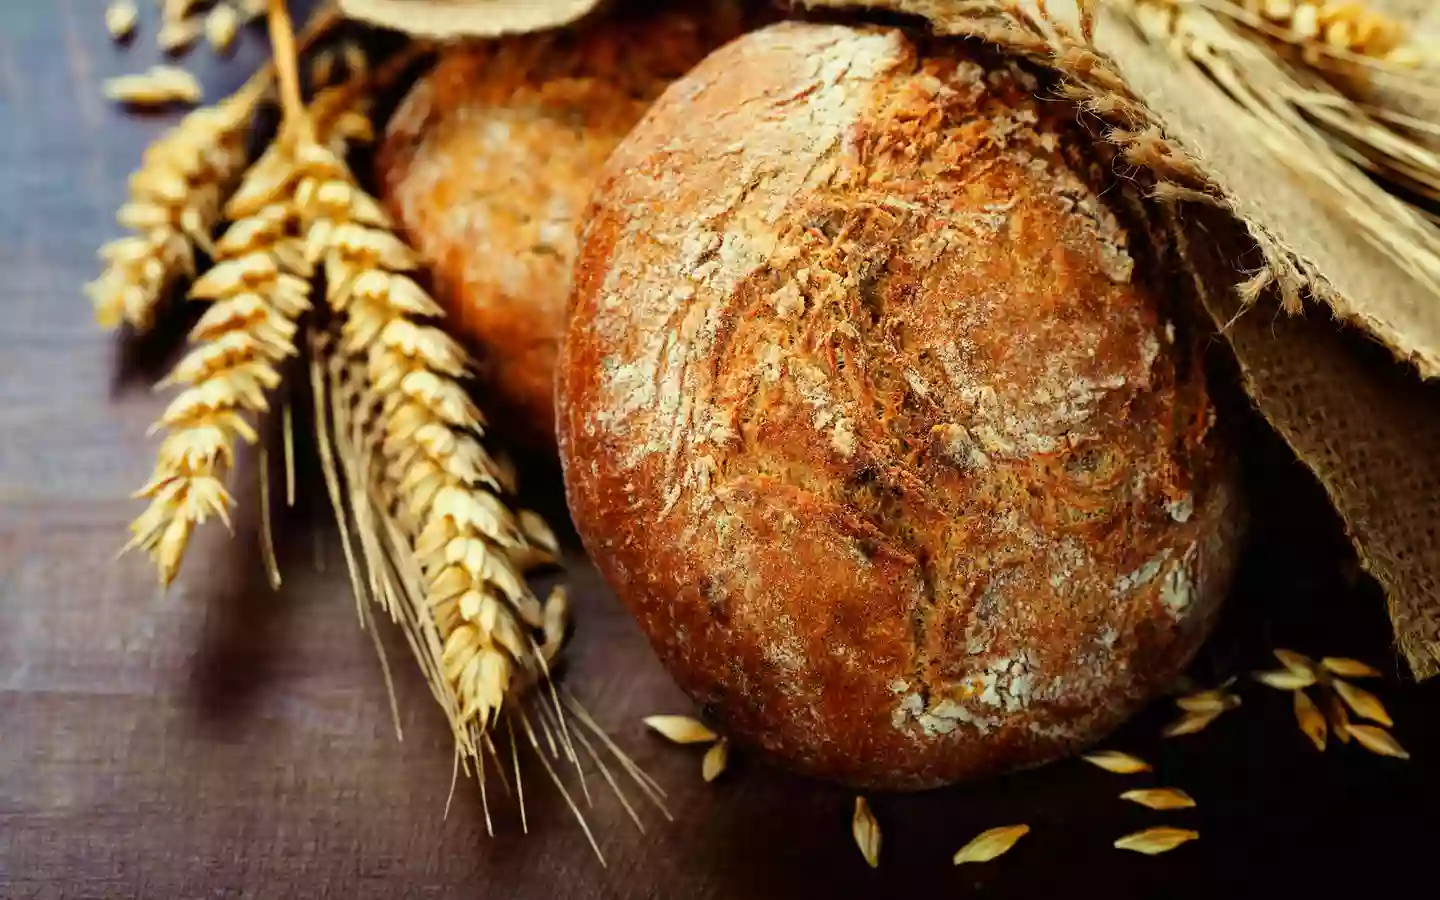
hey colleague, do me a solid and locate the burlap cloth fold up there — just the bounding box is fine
[799,0,1440,676]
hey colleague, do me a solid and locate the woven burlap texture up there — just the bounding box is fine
[804,0,1440,677]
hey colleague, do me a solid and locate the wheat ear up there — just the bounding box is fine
[125,86,370,587]
[295,138,554,725]
[88,82,262,332]
[89,5,342,333]
[292,134,661,856]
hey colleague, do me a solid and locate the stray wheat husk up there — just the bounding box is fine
[107,0,139,41]
[953,824,1030,865]
[643,715,718,745]
[1321,657,1382,678]
[1332,679,1393,726]
[207,3,240,54]
[1164,708,1222,737]
[1120,787,1197,810]
[102,66,204,106]
[853,796,881,869]
[1082,750,1152,774]
[1114,827,1199,855]
[1255,669,1317,690]
[1346,724,1410,759]
[1294,689,1328,751]
[702,739,728,783]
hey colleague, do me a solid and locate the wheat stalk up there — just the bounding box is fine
[124,78,371,587]
[296,136,551,725]
[291,95,663,856]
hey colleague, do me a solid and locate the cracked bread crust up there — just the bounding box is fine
[558,21,1244,790]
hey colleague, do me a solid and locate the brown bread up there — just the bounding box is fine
[376,6,751,448]
[558,21,1244,789]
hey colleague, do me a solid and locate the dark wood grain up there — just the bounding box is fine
[2,4,1437,899]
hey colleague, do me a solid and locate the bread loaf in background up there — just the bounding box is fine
[376,5,752,449]
[559,21,1244,790]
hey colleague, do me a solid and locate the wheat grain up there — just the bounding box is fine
[1163,707,1224,737]
[1321,656,1382,678]
[125,166,311,586]
[1176,687,1242,713]
[207,3,240,54]
[1082,750,1152,773]
[1255,669,1317,690]
[102,66,204,106]
[643,715,718,745]
[702,739,729,783]
[91,6,343,333]
[1114,826,1200,854]
[1294,688,1328,750]
[1346,723,1410,759]
[294,133,555,735]
[1233,0,1410,59]
[1273,647,1318,678]
[1120,787,1198,810]
[1331,679,1393,726]
[311,49,338,87]
[852,797,881,868]
[107,1,139,41]
[953,824,1030,864]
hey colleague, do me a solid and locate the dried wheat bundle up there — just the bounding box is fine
[1109,0,1440,303]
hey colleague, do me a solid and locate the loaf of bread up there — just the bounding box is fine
[376,5,752,448]
[559,22,1244,789]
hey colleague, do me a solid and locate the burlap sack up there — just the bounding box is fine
[803,0,1440,677]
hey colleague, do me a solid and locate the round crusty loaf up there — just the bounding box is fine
[558,21,1244,790]
[376,6,751,449]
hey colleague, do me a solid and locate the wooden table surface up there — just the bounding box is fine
[3,4,1438,899]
